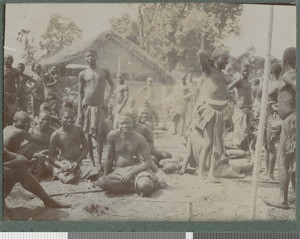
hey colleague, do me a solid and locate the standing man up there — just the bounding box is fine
[264,47,296,209]
[44,65,60,100]
[138,77,155,102]
[4,54,20,126]
[196,49,232,182]
[228,64,253,150]
[17,63,38,113]
[77,50,115,168]
[31,64,46,117]
[114,73,129,128]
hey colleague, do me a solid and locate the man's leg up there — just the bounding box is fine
[18,169,70,208]
[87,134,95,166]
[4,167,19,199]
[96,175,135,194]
[198,119,214,179]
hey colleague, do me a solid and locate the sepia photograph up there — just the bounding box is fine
[3,3,296,221]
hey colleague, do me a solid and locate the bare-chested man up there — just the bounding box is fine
[138,77,155,102]
[17,63,38,113]
[114,73,129,128]
[4,111,69,214]
[48,108,99,184]
[96,113,158,196]
[228,64,253,150]
[77,50,115,168]
[44,65,60,100]
[4,54,20,126]
[264,47,296,210]
[196,49,232,182]
[31,64,46,117]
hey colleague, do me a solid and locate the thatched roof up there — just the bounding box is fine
[41,30,176,84]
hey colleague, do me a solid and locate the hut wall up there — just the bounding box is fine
[69,39,158,80]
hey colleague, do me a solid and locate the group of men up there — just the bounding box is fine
[3,44,296,213]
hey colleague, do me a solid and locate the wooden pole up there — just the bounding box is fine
[118,57,121,73]
[250,5,274,220]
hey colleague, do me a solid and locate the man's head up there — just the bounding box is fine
[117,73,125,84]
[40,102,51,113]
[50,65,58,75]
[180,75,187,85]
[135,176,155,197]
[118,112,133,135]
[147,77,154,86]
[241,64,250,79]
[59,107,76,130]
[282,47,296,69]
[212,48,229,70]
[38,110,51,131]
[270,63,282,80]
[138,107,149,123]
[34,64,42,74]
[13,111,30,131]
[4,54,14,68]
[128,111,138,125]
[85,50,97,66]
[186,73,193,82]
[128,97,135,107]
[17,63,25,75]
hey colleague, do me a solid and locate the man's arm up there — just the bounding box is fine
[46,74,58,87]
[138,85,147,94]
[77,71,85,122]
[74,128,88,164]
[23,130,43,144]
[283,72,296,90]
[104,132,115,176]
[26,76,38,93]
[48,133,66,170]
[228,78,242,91]
[198,50,212,74]
[118,85,129,113]
[104,69,115,106]
[3,148,28,168]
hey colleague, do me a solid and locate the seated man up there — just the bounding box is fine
[47,108,99,184]
[4,111,69,210]
[130,112,171,164]
[95,112,158,196]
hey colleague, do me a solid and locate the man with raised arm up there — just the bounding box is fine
[77,50,115,168]
[195,48,232,182]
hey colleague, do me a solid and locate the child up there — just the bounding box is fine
[48,108,99,184]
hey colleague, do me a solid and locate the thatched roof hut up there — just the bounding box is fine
[41,30,176,85]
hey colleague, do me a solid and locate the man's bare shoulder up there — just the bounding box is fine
[4,126,25,136]
[132,131,147,142]
[107,129,120,139]
[51,127,63,137]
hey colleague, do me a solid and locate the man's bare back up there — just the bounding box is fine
[3,126,30,153]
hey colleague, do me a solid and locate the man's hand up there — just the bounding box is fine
[71,162,79,171]
[121,172,134,184]
[179,168,185,175]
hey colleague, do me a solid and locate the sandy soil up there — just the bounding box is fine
[5,130,295,221]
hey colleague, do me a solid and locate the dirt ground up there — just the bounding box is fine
[5,129,295,221]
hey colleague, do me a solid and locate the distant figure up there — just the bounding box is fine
[4,54,20,126]
[264,47,296,210]
[17,63,38,113]
[31,64,46,117]
[172,75,193,136]
[138,77,155,102]
[96,113,158,196]
[196,48,232,182]
[44,65,60,99]
[228,64,253,150]
[77,50,115,168]
[114,73,129,128]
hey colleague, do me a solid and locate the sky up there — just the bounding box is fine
[4,3,296,63]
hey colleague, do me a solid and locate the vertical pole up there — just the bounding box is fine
[250,5,274,220]
[118,57,121,73]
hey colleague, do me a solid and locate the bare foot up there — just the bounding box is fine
[263,199,289,210]
[207,176,221,184]
[44,198,71,208]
